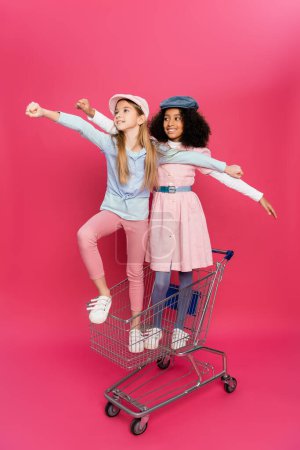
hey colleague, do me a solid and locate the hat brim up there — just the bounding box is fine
[108,94,149,118]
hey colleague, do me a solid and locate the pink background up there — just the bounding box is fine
[1,0,299,449]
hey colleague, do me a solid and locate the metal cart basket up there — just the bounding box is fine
[90,249,237,435]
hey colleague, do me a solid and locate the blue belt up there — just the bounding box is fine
[154,186,192,193]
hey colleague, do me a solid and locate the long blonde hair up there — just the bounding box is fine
[115,100,158,191]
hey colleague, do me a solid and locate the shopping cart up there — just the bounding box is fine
[90,249,237,435]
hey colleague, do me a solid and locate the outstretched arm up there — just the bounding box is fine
[208,171,277,218]
[26,102,60,121]
[25,102,112,151]
[160,151,243,178]
[76,99,116,134]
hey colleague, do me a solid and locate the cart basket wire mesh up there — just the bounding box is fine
[90,249,233,370]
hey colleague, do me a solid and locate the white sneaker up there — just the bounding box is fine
[144,328,163,350]
[128,329,144,353]
[87,296,112,324]
[171,328,189,350]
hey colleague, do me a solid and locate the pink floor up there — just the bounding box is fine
[1,289,299,450]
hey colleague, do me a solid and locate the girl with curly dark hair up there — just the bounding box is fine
[79,95,276,351]
[149,103,211,148]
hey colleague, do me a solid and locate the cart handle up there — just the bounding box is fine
[212,249,234,260]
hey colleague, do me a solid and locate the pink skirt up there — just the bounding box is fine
[145,191,213,272]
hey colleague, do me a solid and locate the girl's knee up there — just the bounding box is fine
[126,264,144,282]
[77,225,95,249]
[153,278,169,296]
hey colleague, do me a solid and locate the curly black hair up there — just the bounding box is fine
[149,108,211,148]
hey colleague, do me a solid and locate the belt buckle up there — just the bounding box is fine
[168,186,176,193]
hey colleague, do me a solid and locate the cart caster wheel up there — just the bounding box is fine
[223,377,237,393]
[105,402,120,417]
[130,418,148,435]
[157,356,170,370]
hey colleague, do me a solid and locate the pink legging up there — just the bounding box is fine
[77,210,149,312]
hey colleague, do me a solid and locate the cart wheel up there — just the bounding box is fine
[223,377,237,393]
[105,402,120,417]
[130,418,148,435]
[157,356,170,370]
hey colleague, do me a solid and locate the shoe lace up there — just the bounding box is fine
[144,328,160,337]
[130,329,141,342]
[94,297,110,311]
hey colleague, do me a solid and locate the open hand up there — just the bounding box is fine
[76,98,95,118]
[225,165,244,179]
[259,196,277,218]
[25,102,44,118]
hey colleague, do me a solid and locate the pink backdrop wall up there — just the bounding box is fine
[1,1,299,449]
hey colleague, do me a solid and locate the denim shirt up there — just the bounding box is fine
[58,112,226,220]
